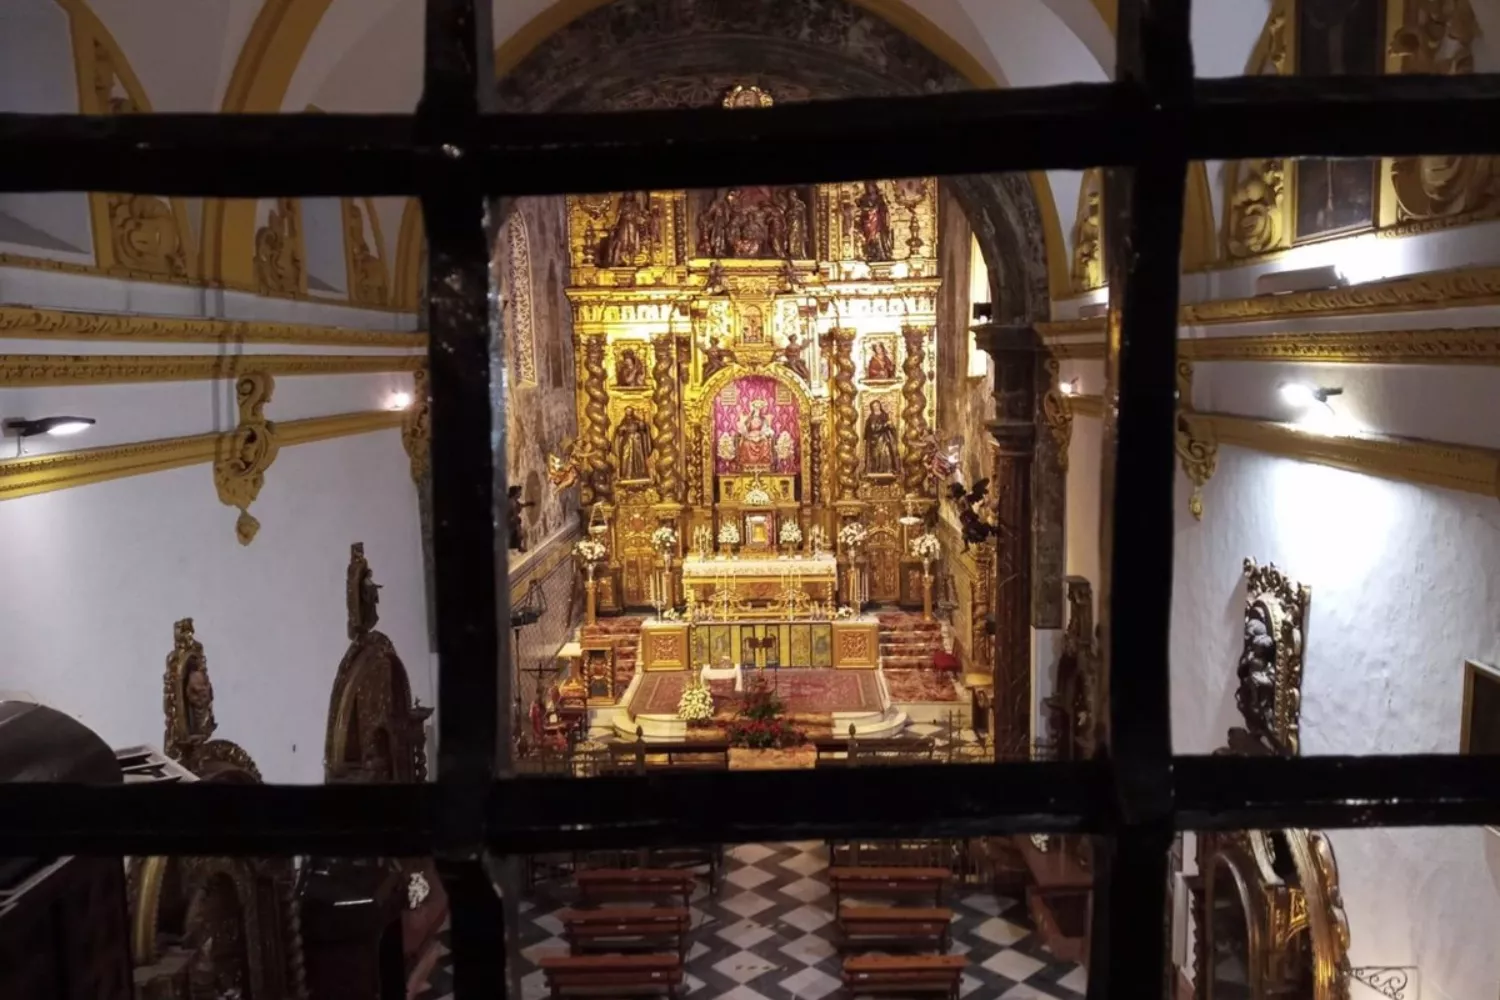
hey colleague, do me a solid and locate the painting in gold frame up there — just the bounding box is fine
[612,341,650,390]
[861,334,900,384]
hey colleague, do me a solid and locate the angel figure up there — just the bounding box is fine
[946,478,996,551]
[546,438,594,491]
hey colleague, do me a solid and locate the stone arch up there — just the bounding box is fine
[495,0,1054,322]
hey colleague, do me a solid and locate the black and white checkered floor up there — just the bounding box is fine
[418,841,1086,1000]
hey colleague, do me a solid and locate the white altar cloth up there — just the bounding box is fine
[681,553,838,579]
[699,662,744,692]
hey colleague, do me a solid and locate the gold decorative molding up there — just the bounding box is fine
[0,353,424,386]
[254,197,307,297]
[1183,265,1500,325]
[0,410,401,503]
[343,197,390,307]
[1223,0,1291,260]
[1041,357,1074,471]
[1174,361,1218,519]
[214,373,281,545]
[1182,327,1500,364]
[0,305,426,348]
[1069,394,1104,419]
[1044,339,1106,360]
[1069,168,1105,293]
[401,368,430,484]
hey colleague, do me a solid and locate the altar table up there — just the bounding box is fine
[680,553,837,614]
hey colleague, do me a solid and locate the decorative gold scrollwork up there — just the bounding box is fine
[213,372,280,545]
[1174,361,1218,519]
[1069,169,1104,292]
[1041,356,1074,472]
[401,367,430,484]
[1225,3,1292,259]
[1239,558,1311,756]
[254,198,305,296]
[344,199,389,306]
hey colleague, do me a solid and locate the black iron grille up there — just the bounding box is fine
[3,1,1500,997]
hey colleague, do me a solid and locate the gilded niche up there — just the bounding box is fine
[1238,559,1311,755]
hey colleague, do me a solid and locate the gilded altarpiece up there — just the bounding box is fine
[565,92,940,609]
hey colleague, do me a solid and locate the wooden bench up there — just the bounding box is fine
[828,867,951,908]
[841,955,966,1000]
[575,868,696,907]
[597,739,732,775]
[560,907,690,957]
[538,953,683,1000]
[812,736,935,767]
[837,906,953,952]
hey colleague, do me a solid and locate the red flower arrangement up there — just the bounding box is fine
[725,673,805,749]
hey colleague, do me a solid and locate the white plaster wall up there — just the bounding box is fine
[1170,445,1500,1000]
[0,427,431,784]
[1063,408,1103,603]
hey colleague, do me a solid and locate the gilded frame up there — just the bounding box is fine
[691,363,816,506]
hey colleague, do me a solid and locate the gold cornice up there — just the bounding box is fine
[0,306,426,348]
[1210,415,1500,499]
[0,354,424,387]
[1063,394,1498,500]
[1182,266,1500,325]
[1069,394,1104,418]
[1046,328,1500,365]
[1183,327,1500,364]
[1045,266,1500,329]
[0,410,402,502]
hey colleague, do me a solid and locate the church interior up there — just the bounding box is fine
[2,1,1500,999]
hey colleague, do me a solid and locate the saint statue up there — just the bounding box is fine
[506,484,534,553]
[765,202,788,258]
[703,335,736,379]
[865,341,897,381]
[863,401,899,477]
[347,542,382,640]
[781,189,808,258]
[855,180,894,262]
[605,193,648,267]
[616,407,652,482]
[735,399,776,469]
[781,330,810,380]
[616,347,645,387]
[183,661,216,739]
[697,190,732,257]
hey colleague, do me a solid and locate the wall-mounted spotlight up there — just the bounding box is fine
[1058,377,1080,397]
[2,416,95,456]
[385,391,414,411]
[1278,383,1343,410]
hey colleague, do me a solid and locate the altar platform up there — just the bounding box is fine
[680,552,837,611]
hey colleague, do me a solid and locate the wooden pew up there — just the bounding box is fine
[837,906,953,952]
[841,955,966,1000]
[828,866,951,908]
[812,736,935,767]
[575,868,696,907]
[560,907,690,957]
[597,739,731,775]
[538,953,683,1000]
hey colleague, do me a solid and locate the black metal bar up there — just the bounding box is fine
[8,75,1500,194]
[419,0,505,998]
[9,757,1500,854]
[1088,0,1192,995]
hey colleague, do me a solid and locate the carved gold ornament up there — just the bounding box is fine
[1239,559,1311,755]
[1040,357,1074,472]
[344,199,389,306]
[401,367,430,484]
[1173,362,1218,519]
[899,326,932,495]
[254,198,306,296]
[0,353,420,387]
[213,372,280,545]
[1387,0,1500,229]
[0,304,426,348]
[1069,169,1105,292]
[1225,2,1292,259]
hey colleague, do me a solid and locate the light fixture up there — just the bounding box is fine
[1058,378,1080,397]
[4,416,95,438]
[1278,382,1343,409]
[386,391,413,411]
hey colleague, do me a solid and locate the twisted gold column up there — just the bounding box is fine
[900,325,931,495]
[651,333,682,500]
[582,334,612,503]
[830,329,859,500]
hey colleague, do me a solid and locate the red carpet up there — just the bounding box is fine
[632,668,882,717]
[882,668,962,702]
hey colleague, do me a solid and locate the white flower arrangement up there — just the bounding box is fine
[651,525,678,554]
[661,607,683,622]
[910,532,941,562]
[573,538,607,564]
[838,522,868,550]
[407,871,431,909]
[779,520,803,545]
[717,521,741,545]
[677,680,715,723]
[834,605,856,620]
